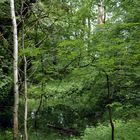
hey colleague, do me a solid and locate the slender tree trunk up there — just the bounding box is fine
[97,0,114,138]
[106,74,115,140]
[22,22,28,140]
[108,106,115,140]
[24,54,28,140]
[10,0,19,139]
[21,2,28,139]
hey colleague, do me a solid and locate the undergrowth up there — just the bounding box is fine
[73,119,140,140]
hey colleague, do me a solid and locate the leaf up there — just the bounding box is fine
[19,47,41,57]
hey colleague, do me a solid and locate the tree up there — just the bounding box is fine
[97,1,114,139]
[10,0,19,139]
[0,0,139,139]
[21,10,28,140]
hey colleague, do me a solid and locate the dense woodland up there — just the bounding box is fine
[0,0,140,140]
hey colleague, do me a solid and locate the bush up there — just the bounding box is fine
[73,119,140,140]
[0,130,12,140]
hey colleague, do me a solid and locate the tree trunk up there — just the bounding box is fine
[21,2,28,139]
[10,0,19,139]
[106,74,115,140]
[24,54,28,140]
[108,106,115,140]
[22,22,28,140]
[98,0,115,137]
[97,0,105,24]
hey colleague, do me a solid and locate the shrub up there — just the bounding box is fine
[73,119,140,140]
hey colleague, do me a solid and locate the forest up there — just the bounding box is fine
[0,0,140,140]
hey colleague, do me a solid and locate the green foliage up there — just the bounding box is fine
[19,47,42,57]
[1,0,140,139]
[0,0,7,4]
[0,130,12,140]
[0,130,71,140]
[73,119,140,140]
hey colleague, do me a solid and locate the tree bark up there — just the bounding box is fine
[108,106,115,140]
[106,74,115,140]
[21,1,28,139]
[10,0,19,139]
[24,52,28,140]
[97,0,105,24]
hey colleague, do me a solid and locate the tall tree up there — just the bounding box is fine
[97,1,114,140]
[22,14,28,140]
[10,0,19,139]
[20,1,28,139]
[23,29,28,140]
